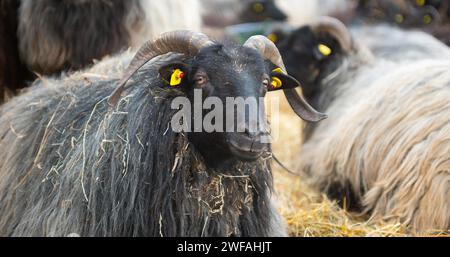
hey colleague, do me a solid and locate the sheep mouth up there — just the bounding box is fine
[227,136,268,161]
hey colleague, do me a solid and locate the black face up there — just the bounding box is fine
[159,45,300,167]
[273,27,344,110]
[240,0,287,23]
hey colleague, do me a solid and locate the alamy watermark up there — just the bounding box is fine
[170,89,280,143]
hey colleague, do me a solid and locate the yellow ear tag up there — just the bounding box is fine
[272,68,284,74]
[318,44,332,56]
[268,33,278,43]
[271,77,282,89]
[416,0,426,6]
[170,69,184,86]
[253,3,264,13]
[423,14,432,24]
[395,14,404,24]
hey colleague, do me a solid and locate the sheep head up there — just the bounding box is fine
[108,30,325,165]
[272,17,355,110]
[239,0,287,23]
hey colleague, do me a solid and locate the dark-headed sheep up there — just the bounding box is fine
[0,30,326,236]
[275,17,450,233]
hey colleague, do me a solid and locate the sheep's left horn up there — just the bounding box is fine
[244,35,327,122]
[108,30,214,107]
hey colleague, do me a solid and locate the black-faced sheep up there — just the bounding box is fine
[275,17,450,233]
[0,30,326,236]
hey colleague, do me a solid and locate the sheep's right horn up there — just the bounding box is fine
[244,35,327,122]
[108,30,214,107]
[311,17,354,52]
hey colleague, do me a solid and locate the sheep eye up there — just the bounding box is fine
[253,3,264,13]
[262,78,270,87]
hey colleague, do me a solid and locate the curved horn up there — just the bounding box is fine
[108,30,214,107]
[311,16,354,53]
[244,35,327,122]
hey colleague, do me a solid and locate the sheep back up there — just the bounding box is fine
[300,60,450,232]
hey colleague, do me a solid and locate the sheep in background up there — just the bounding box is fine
[0,0,201,102]
[421,0,450,45]
[200,0,355,28]
[275,17,450,233]
[339,0,450,45]
[0,0,33,103]
[17,0,201,75]
[0,30,325,236]
[200,0,356,43]
[354,0,440,26]
[201,0,287,27]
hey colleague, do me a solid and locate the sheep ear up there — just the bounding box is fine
[159,63,188,87]
[266,29,289,44]
[267,69,301,92]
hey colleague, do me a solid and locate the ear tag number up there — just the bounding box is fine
[170,69,184,86]
[318,44,332,56]
[271,77,283,89]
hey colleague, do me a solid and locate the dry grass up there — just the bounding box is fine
[267,92,410,237]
